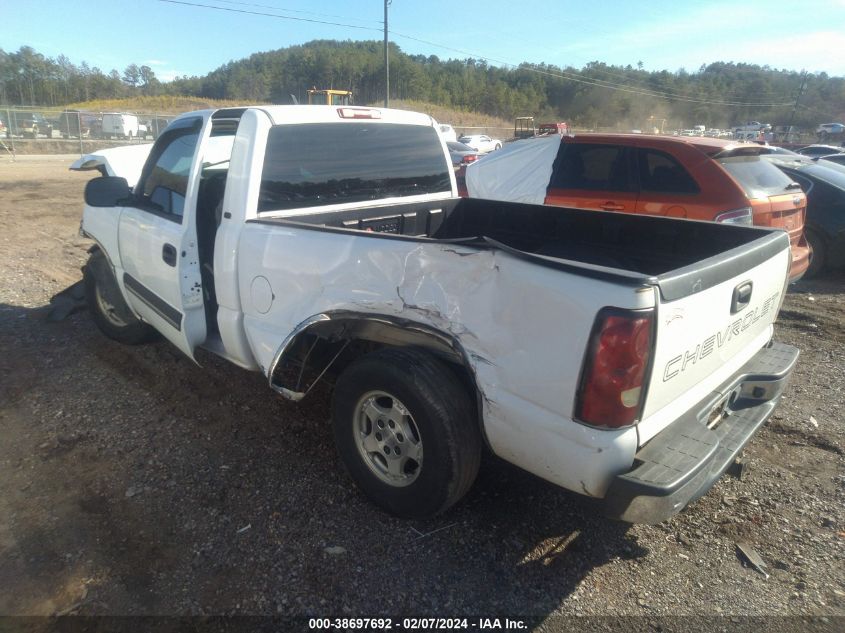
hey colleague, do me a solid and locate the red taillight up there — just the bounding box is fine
[576,309,653,428]
[462,154,478,164]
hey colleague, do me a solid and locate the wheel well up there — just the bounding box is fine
[268,313,485,439]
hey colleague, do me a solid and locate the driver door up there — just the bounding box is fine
[117,116,208,360]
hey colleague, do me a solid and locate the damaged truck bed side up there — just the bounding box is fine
[78,105,798,523]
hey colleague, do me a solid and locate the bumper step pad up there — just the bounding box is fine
[605,341,799,524]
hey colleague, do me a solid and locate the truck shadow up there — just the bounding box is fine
[789,267,845,296]
[0,298,646,618]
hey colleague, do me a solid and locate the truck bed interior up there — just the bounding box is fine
[259,197,777,279]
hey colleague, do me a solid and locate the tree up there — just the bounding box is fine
[122,63,140,87]
[139,65,156,86]
[139,64,161,95]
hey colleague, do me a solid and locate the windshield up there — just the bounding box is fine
[717,155,796,198]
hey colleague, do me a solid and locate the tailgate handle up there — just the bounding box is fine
[731,281,753,314]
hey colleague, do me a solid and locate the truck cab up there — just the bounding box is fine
[514,116,536,139]
[306,89,353,106]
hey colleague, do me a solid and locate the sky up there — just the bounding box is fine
[4,0,845,81]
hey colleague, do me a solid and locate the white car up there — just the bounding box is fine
[458,134,502,153]
[816,123,844,136]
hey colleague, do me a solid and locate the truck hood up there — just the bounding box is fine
[69,144,154,188]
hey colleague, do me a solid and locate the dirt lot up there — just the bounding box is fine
[0,159,843,626]
[2,138,152,156]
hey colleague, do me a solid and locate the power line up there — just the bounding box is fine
[799,103,842,121]
[576,63,793,102]
[157,0,382,32]
[208,0,382,25]
[158,0,797,108]
[390,30,795,107]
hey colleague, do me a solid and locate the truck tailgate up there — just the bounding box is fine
[637,233,791,445]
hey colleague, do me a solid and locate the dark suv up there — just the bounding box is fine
[57,110,93,139]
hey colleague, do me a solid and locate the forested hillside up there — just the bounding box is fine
[2,40,843,130]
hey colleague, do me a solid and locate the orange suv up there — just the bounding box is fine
[467,134,810,280]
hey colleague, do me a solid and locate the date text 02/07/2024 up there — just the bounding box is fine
[307,617,528,630]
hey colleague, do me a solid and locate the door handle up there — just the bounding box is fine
[600,202,625,211]
[162,243,177,267]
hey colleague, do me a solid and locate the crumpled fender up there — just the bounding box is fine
[69,143,154,188]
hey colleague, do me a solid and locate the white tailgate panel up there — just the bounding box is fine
[638,247,790,444]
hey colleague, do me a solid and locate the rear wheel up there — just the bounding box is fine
[332,348,481,518]
[84,251,156,345]
[805,228,826,278]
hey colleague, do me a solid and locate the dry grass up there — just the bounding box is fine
[382,100,512,130]
[64,95,264,114]
[63,96,511,131]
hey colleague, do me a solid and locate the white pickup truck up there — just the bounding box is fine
[77,105,798,523]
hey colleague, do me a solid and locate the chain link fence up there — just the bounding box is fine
[1,105,831,158]
[0,105,181,157]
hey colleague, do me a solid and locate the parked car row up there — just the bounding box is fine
[463,132,825,279]
[0,110,173,140]
[458,134,502,153]
[2,112,54,139]
[436,123,503,155]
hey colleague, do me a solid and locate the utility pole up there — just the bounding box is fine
[787,71,808,139]
[384,0,390,108]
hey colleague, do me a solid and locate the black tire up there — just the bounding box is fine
[84,251,156,345]
[332,347,481,518]
[805,228,826,278]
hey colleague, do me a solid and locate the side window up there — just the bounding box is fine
[136,117,202,220]
[637,148,700,194]
[550,144,632,191]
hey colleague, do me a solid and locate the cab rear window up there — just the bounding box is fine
[259,122,451,212]
[717,155,794,198]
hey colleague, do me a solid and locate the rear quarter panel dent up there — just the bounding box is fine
[238,224,653,495]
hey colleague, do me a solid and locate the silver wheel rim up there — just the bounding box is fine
[353,390,423,487]
[95,283,128,327]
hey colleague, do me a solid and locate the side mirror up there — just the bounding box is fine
[85,176,131,207]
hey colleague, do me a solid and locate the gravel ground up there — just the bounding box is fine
[0,159,843,628]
